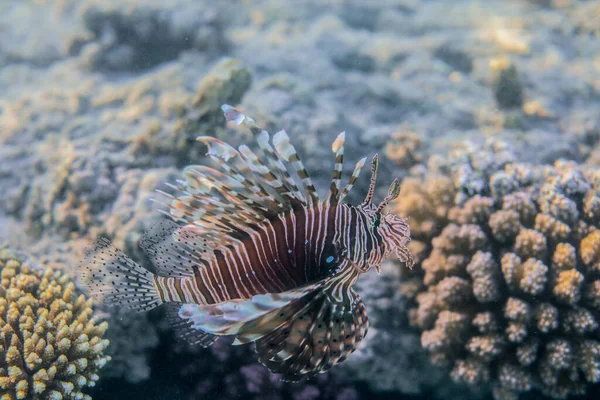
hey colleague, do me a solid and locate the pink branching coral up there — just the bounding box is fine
[393,140,600,399]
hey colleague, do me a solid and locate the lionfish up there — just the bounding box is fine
[82,105,414,381]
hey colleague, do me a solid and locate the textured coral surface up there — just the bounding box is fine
[0,248,110,400]
[394,141,600,399]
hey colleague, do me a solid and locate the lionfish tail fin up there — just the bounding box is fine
[81,237,162,312]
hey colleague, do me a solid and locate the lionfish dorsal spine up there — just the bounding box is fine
[272,130,320,207]
[362,154,379,206]
[339,156,367,202]
[324,131,345,207]
[256,131,306,204]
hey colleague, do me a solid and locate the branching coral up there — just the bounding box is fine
[394,139,600,399]
[0,248,110,400]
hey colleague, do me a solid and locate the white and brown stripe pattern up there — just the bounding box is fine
[82,104,414,381]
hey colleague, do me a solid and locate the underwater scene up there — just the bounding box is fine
[1,0,599,399]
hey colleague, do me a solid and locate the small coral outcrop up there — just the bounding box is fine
[385,131,424,169]
[393,140,600,399]
[494,64,524,110]
[0,248,110,400]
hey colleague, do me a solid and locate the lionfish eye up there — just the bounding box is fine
[371,215,380,229]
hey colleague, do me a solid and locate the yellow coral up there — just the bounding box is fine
[514,229,547,260]
[489,210,521,242]
[392,175,455,240]
[0,248,110,400]
[384,131,423,169]
[580,230,600,273]
[553,269,584,305]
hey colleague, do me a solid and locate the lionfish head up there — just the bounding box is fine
[360,154,414,270]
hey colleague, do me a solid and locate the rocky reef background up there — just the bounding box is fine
[1,0,599,399]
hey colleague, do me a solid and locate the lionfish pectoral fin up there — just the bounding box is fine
[165,303,218,347]
[253,286,369,381]
[177,281,324,337]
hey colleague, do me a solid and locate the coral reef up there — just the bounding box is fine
[1,55,249,242]
[172,57,252,146]
[0,247,110,400]
[384,130,424,169]
[78,1,227,72]
[2,1,600,399]
[0,48,251,383]
[336,262,472,399]
[394,140,600,399]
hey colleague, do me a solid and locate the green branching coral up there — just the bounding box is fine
[393,140,600,399]
[0,248,110,400]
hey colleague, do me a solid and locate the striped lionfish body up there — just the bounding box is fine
[82,105,414,381]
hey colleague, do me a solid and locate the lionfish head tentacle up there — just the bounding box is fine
[376,177,401,214]
[362,154,379,206]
